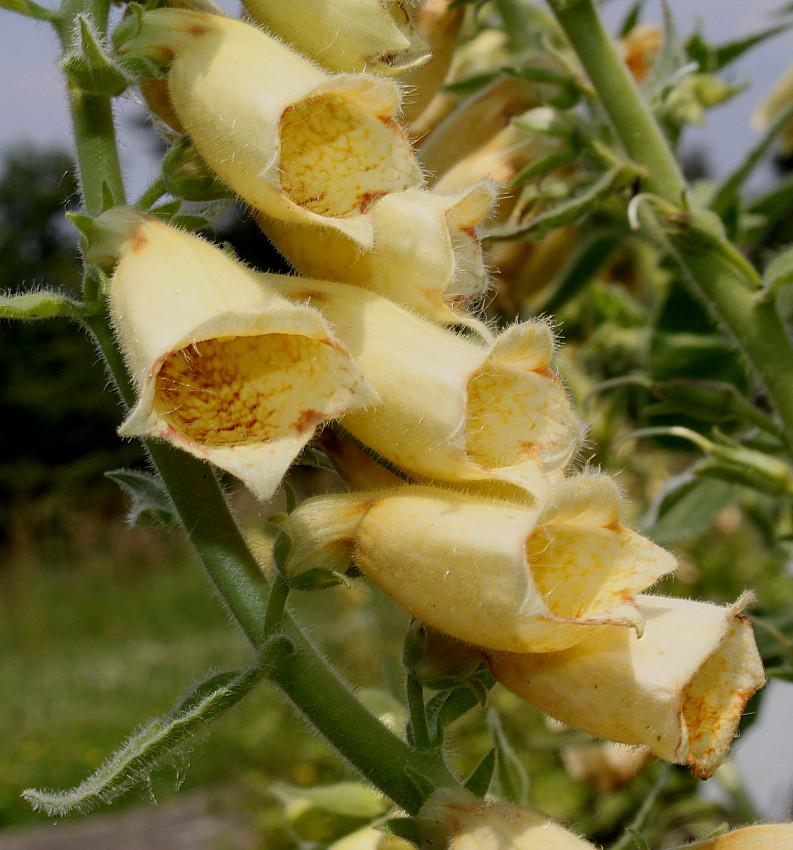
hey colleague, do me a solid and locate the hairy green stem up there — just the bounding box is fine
[62,1,459,812]
[545,0,793,454]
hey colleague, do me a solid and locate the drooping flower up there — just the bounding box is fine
[264,276,581,490]
[488,594,765,778]
[417,788,597,849]
[118,9,421,246]
[259,182,495,327]
[240,0,428,76]
[282,477,676,653]
[88,208,376,500]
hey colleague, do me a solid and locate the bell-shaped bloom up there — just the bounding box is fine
[677,823,793,849]
[419,73,555,181]
[400,0,465,123]
[265,276,580,489]
[489,594,766,779]
[283,477,677,653]
[90,208,376,501]
[417,788,597,849]
[118,10,421,246]
[259,182,495,326]
[752,62,793,154]
[241,0,427,76]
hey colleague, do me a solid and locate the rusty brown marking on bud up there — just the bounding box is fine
[131,230,149,252]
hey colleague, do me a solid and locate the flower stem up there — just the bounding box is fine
[545,0,793,454]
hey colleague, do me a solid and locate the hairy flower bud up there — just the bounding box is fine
[283,477,676,653]
[489,594,765,778]
[266,277,580,490]
[241,0,428,76]
[259,182,495,326]
[91,208,376,500]
[417,788,596,849]
[118,10,421,246]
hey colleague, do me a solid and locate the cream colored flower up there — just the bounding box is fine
[561,743,651,792]
[241,0,427,76]
[400,0,465,123]
[489,594,766,778]
[90,208,376,501]
[265,276,580,490]
[417,788,597,849]
[283,477,676,653]
[118,10,421,246]
[259,182,495,326]
[676,823,793,849]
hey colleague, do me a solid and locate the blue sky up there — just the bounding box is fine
[3,1,793,199]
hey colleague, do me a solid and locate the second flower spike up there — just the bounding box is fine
[89,209,377,501]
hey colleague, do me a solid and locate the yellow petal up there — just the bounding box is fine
[489,594,766,778]
[259,182,495,326]
[417,788,597,849]
[679,823,793,849]
[265,276,580,489]
[241,0,428,76]
[284,481,675,652]
[99,208,376,500]
[118,10,421,246]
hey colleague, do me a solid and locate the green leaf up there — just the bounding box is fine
[22,639,290,817]
[0,0,58,21]
[464,748,497,797]
[618,0,645,38]
[713,24,791,70]
[271,781,388,820]
[489,164,640,240]
[642,472,738,544]
[443,70,501,96]
[487,709,529,804]
[0,290,81,320]
[426,687,478,746]
[105,468,179,529]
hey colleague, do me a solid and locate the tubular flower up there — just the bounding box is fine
[265,277,580,489]
[400,0,465,123]
[240,0,428,76]
[419,73,556,181]
[676,823,793,849]
[118,10,421,246]
[282,477,677,653]
[488,594,766,778]
[259,182,496,326]
[90,208,376,501]
[417,788,597,849]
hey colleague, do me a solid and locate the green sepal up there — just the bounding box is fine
[487,708,529,804]
[0,0,58,21]
[617,0,644,38]
[287,565,355,591]
[21,638,291,817]
[464,748,497,797]
[379,816,422,846]
[161,138,232,202]
[443,70,501,96]
[0,289,81,320]
[504,65,583,108]
[293,445,335,470]
[112,2,171,78]
[426,687,478,747]
[105,468,179,529]
[693,451,793,498]
[60,15,130,96]
[511,147,578,188]
[271,781,388,821]
[687,24,791,73]
[761,244,793,301]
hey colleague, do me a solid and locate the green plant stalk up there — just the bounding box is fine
[545,0,793,454]
[61,0,458,814]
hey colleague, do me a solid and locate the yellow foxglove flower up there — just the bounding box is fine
[417,788,597,849]
[677,823,793,849]
[240,0,427,76]
[91,208,376,501]
[561,743,651,792]
[266,277,580,490]
[400,0,465,123]
[489,594,766,779]
[259,182,495,326]
[419,74,554,181]
[752,62,793,154]
[118,10,421,246]
[283,477,676,653]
